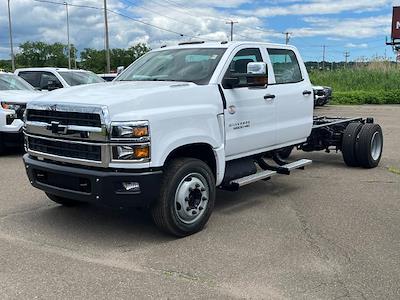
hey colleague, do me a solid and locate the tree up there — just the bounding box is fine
[80,43,150,73]
[15,41,77,68]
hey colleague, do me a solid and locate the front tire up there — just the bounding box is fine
[151,158,215,237]
[45,193,82,207]
[356,124,383,168]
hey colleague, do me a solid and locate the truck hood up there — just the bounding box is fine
[30,81,196,107]
[0,90,42,104]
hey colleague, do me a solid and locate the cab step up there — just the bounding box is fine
[228,158,312,189]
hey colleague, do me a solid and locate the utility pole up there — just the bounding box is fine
[322,45,326,70]
[344,51,350,68]
[283,32,292,45]
[64,2,71,69]
[104,0,111,73]
[226,20,238,41]
[7,0,15,71]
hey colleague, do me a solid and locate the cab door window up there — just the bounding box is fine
[224,48,263,85]
[18,71,41,88]
[39,72,62,90]
[267,49,303,84]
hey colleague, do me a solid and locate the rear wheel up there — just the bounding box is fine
[356,124,383,168]
[342,122,363,167]
[45,193,82,207]
[151,158,215,237]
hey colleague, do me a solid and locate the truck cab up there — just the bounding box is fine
[22,42,382,236]
[15,67,105,91]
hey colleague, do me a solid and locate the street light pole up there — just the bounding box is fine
[226,20,238,41]
[103,0,110,73]
[7,0,15,71]
[64,2,71,69]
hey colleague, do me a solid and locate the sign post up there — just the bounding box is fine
[387,6,400,52]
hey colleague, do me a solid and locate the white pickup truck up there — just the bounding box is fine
[23,42,383,236]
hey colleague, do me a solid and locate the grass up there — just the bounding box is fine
[388,167,400,176]
[309,62,400,105]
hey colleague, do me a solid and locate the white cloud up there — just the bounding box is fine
[0,0,393,61]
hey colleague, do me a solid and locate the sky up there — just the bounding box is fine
[0,0,399,62]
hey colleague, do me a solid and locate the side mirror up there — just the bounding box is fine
[223,62,268,89]
[47,80,59,91]
[222,77,240,89]
[117,66,125,74]
[247,62,267,75]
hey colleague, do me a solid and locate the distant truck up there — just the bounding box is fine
[15,68,104,91]
[23,42,383,236]
[313,85,332,106]
[0,72,41,153]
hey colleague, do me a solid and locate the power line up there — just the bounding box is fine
[31,0,213,41]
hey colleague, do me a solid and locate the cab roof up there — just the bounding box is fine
[154,41,297,52]
[15,67,90,73]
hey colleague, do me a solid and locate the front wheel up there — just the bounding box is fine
[151,158,215,237]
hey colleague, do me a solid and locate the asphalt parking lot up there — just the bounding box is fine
[0,105,399,299]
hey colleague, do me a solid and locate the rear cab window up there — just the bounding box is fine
[267,49,303,84]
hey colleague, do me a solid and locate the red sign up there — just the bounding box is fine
[392,7,400,39]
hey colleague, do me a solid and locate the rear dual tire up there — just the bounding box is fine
[342,123,383,168]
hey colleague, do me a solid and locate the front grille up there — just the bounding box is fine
[28,137,101,161]
[26,109,101,127]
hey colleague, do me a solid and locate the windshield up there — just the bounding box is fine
[0,74,35,91]
[117,48,226,85]
[59,71,105,86]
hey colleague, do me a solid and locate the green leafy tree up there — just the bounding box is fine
[80,43,150,73]
[15,41,77,68]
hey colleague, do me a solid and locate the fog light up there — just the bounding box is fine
[112,145,150,161]
[122,182,140,192]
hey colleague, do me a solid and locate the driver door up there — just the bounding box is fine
[222,47,276,158]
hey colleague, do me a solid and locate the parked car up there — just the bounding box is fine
[313,85,332,106]
[0,72,41,153]
[23,42,383,236]
[97,73,118,82]
[15,68,105,91]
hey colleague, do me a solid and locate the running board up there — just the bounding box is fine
[230,170,277,189]
[282,159,312,172]
[228,159,312,189]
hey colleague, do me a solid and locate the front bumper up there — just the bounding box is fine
[23,154,163,208]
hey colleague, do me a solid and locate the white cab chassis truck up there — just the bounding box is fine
[23,42,383,236]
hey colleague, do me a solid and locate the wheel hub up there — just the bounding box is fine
[174,173,209,224]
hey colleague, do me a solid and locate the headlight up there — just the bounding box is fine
[111,121,149,140]
[1,102,22,111]
[110,121,150,162]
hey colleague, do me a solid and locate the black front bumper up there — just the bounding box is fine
[23,154,163,208]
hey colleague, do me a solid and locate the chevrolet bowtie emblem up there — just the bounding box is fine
[47,121,67,134]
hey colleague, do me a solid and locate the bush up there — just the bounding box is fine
[331,90,400,105]
[310,63,400,104]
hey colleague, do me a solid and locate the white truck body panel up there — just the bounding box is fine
[25,42,313,185]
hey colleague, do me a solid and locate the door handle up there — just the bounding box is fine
[303,90,312,96]
[264,94,276,100]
